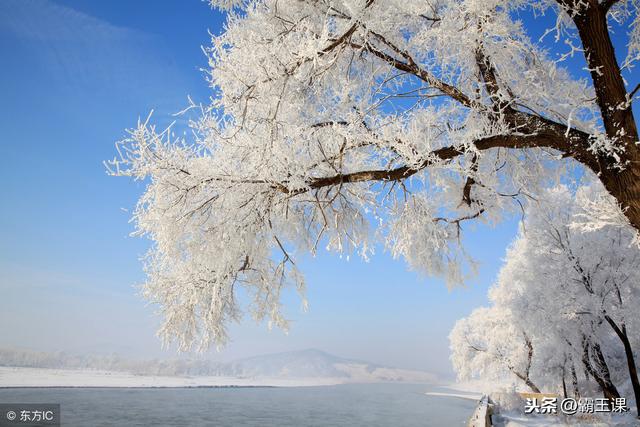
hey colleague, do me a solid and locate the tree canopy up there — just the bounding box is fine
[109,0,640,350]
[450,185,640,411]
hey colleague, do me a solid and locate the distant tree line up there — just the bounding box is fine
[0,349,247,377]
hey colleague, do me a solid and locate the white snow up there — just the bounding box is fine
[0,348,439,388]
[424,391,482,401]
[493,410,639,427]
[442,379,508,394]
[0,367,345,388]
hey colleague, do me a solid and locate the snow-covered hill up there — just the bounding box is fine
[0,348,438,387]
[223,349,438,383]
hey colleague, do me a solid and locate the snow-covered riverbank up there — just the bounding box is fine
[0,366,343,388]
[424,391,482,401]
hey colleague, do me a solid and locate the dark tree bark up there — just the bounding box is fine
[570,360,580,399]
[509,334,542,394]
[562,354,580,399]
[510,368,542,394]
[605,315,640,416]
[523,377,542,395]
[298,1,640,232]
[582,337,621,403]
[570,1,640,232]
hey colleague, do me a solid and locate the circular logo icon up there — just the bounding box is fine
[6,411,16,421]
[561,398,578,415]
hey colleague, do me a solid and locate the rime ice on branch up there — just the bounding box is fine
[108,0,640,350]
[451,185,640,414]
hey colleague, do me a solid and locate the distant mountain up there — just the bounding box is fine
[223,349,438,383]
[0,347,438,384]
[225,349,354,378]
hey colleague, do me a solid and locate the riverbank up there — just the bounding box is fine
[0,366,344,388]
[461,391,639,427]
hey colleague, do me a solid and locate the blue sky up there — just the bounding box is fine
[0,0,633,378]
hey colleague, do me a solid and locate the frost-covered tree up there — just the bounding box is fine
[449,306,542,393]
[520,186,640,405]
[109,0,640,350]
[452,184,640,413]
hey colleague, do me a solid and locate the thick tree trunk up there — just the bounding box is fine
[521,333,541,394]
[300,1,640,232]
[509,367,542,393]
[565,355,580,399]
[517,374,542,394]
[599,167,640,232]
[573,5,638,142]
[605,316,640,416]
[570,362,580,399]
[571,2,640,230]
[582,339,621,402]
[526,380,542,394]
[592,342,622,402]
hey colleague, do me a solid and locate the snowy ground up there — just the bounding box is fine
[0,348,438,388]
[424,391,482,401]
[444,379,511,394]
[0,367,345,388]
[427,380,499,401]
[439,382,639,426]
[492,410,639,427]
